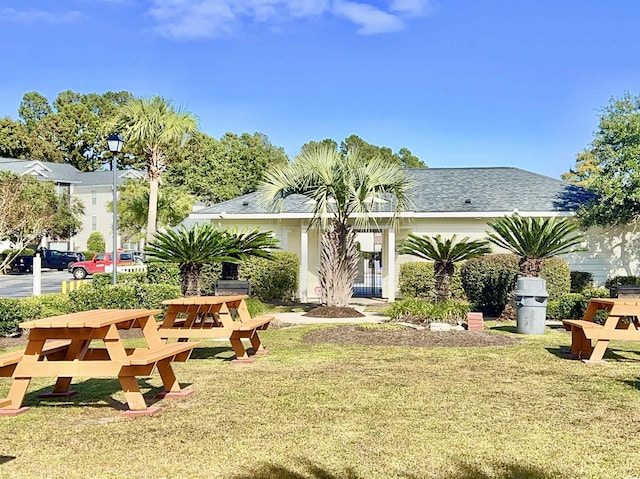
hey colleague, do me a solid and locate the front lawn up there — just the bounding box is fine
[1,322,639,478]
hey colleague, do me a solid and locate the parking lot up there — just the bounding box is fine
[0,270,79,298]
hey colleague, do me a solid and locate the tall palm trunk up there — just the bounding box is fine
[318,221,359,307]
[180,263,202,296]
[146,149,162,244]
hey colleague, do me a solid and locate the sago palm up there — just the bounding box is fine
[144,223,277,296]
[259,143,413,307]
[487,214,585,277]
[114,96,198,243]
[397,234,491,301]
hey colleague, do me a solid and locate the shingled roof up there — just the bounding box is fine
[193,167,590,217]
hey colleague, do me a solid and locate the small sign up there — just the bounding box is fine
[314,286,322,296]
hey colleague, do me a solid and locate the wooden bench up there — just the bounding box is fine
[160,296,274,363]
[0,339,71,377]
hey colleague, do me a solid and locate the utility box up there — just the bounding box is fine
[514,277,548,335]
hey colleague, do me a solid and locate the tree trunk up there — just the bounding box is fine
[520,258,544,277]
[146,149,162,244]
[180,263,202,297]
[434,262,454,301]
[318,222,359,307]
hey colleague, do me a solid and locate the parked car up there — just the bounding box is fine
[69,252,135,279]
[11,248,82,273]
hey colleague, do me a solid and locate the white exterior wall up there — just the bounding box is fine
[73,185,116,251]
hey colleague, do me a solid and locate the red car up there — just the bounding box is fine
[69,252,135,279]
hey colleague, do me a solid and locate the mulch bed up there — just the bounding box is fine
[303,306,365,318]
[303,325,522,348]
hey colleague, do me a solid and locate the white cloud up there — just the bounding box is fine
[147,0,432,40]
[389,0,432,17]
[0,8,83,24]
[333,1,403,34]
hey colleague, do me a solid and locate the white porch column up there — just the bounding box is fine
[387,227,396,302]
[299,221,308,302]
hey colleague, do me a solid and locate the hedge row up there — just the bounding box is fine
[546,288,610,322]
[400,254,571,314]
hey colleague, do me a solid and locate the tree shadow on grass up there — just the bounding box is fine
[229,458,561,479]
[188,346,235,361]
[492,325,518,334]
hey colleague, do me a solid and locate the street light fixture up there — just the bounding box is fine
[107,134,124,285]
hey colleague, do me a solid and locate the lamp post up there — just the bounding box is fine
[107,134,124,285]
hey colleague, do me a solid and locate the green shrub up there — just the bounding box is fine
[87,232,106,252]
[604,275,640,289]
[93,271,148,288]
[68,283,181,314]
[570,271,593,293]
[0,293,72,336]
[385,298,470,325]
[460,255,519,314]
[146,262,181,286]
[399,262,466,300]
[239,252,299,301]
[539,257,570,301]
[460,254,570,313]
[199,263,223,296]
[546,288,610,320]
[0,298,26,335]
[246,297,266,317]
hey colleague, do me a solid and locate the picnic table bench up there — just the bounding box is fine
[0,309,199,416]
[159,295,274,363]
[562,298,640,363]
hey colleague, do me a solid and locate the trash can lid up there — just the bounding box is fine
[515,277,548,297]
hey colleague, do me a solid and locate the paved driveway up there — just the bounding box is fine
[0,270,78,298]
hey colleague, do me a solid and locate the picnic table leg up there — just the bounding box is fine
[155,359,194,398]
[229,338,255,363]
[118,375,154,413]
[0,378,32,415]
[249,332,268,355]
[570,327,593,359]
[45,339,88,398]
[586,340,610,363]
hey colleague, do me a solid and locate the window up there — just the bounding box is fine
[91,216,97,231]
[91,190,97,205]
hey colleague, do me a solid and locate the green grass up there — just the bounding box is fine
[1,322,640,478]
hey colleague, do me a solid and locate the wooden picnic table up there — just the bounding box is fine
[563,298,640,363]
[0,309,199,417]
[159,295,273,363]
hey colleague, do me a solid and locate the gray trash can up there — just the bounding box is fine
[514,277,548,334]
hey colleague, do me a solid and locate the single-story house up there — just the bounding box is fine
[185,167,634,301]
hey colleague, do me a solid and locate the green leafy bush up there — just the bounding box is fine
[460,255,519,314]
[399,262,466,300]
[199,263,223,296]
[68,283,181,314]
[570,271,593,293]
[80,251,97,261]
[385,298,470,325]
[460,254,570,313]
[0,293,72,336]
[604,275,640,289]
[239,252,299,301]
[546,288,610,320]
[539,257,570,301]
[246,297,266,317]
[146,262,181,287]
[93,271,148,288]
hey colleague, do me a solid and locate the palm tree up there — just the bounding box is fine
[259,144,413,307]
[144,223,278,296]
[487,214,585,277]
[397,234,491,301]
[114,96,198,244]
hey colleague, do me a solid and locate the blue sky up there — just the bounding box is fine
[1,1,638,179]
